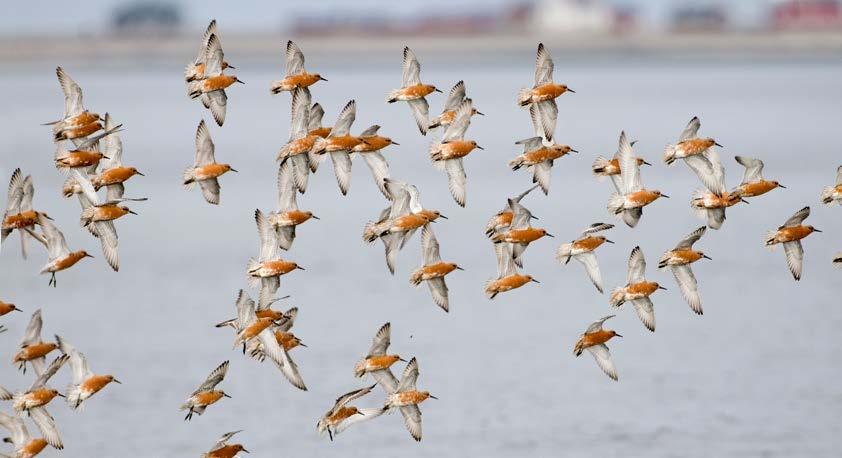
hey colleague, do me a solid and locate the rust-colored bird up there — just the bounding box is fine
[765,206,821,281]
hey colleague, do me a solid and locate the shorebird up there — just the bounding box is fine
[215,293,292,331]
[277,87,316,193]
[387,46,441,135]
[0,410,62,456]
[607,131,668,227]
[592,140,650,192]
[310,100,362,195]
[201,430,248,458]
[353,125,397,198]
[485,242,538,299]
[184,20,233,83]
[383,357,437,442]
[509,133,576,195]
[821,165,842,206]
[410,225,461,312]
[732,156,784,198]
[47,67,102,144]
[485,185,540,237]
[53,124,122,174]
[686,148,744,230]
[269,161,317,251]
[25,214,92,287]
[184,119,237,205]
[270,40,326,94]
[573,315,621,381]
[659,226,710,315]
[187,34,243,126]
[308,102,332,138]
[12,310,57,375]
[180,360,230,420]
[834,253,842,268]
[663,116,722,165]
[610,247,665,332]
[1,355,68,414]
[249,209,302,298]
[0,300,22,317]
[518,43,573,141]
[354,322,403,393]
[556,223,614,293]
[2,169,47,259]
[429,99,483,206]
[229,290,306,390]
[89,113,144,198]
[317,384,385,441]
[491,197,552,267]
[55,334,121,409]
[428,80,483,131]
[766,206,820,281]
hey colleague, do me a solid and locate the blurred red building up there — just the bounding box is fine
[772,0,842,30]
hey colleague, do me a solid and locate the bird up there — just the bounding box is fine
[310,100,363,195]
[509,133,576,195]
[485,185,540,237]
[428,80,483,131]
[268,161,318,251]
[214,293,292,330]
[0,354,68,413]
[834,253,842,268]
[308,102,332,138]
[663,116,722,166]
[607,131,668,227]
[248,209,303,298]
[686,148,744,230]
[610,247,665,332]
[2,169,48,259]
[659,226,710,315]
[89,113,144,198]
[183,119,237,205]
[383,357,437,442]
[316,384,385,441]
[387,46,441,135]
[184,20,233,84]
[491,196,553,267]
[429,99,484,206]
[201,430,248,458]
[25,213,93,287]
[485,242,538,299]
[592,140,650,193]
[270,40,326,94]
[55,334,121,409]
[732,155,785,198]
[573,315,621,381]
[820,165,842,206]
[0,411,57,457]
[352,125,398,198]
[180,360,231,421]
[765,206,820,281]
[556,223,614,293]
[518,43,573,141]
[354,322,404,394]
[11,310,58,375]
[409,225,462,312]
[46,66,102,144]
[0,300,22,317]
[53,124,123,174]
[187,34,243,126]
[277,87,316,193]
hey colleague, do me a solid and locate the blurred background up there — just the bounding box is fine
[1,1,841,457]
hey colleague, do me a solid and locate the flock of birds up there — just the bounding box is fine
[1,19,841,455]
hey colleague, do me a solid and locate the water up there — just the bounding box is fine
[1,53,841,457]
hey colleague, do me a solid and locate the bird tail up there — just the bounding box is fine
[65,384,84,410]
[182,168,196,189]
[663,144,678,165]
[556,243,573,264]
[427,115,442,130]
[591,156,610,177]
[764,230,778,248]
[573,341,585,356]
[821,186,837,205]
[79,207,95,227]
[428,143,445,166]
[490,232,506,244]
[353,360,367,378]
[508,156,525,171]
[187,80,203,99]
[363,221,383,244]
[385,89,401,103]
[61,176,78,198]
[409,267,424,286]
[483,280,498,300]
[277,143,292,162]
[246,258,262,287]
[269,79,286,95]
[11,393,25,412]
[517,88,532,107]
[609,288,626,307]
[607,193,625,215]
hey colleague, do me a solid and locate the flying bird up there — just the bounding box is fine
[56,334,121,409]
[820,165,842,206]
[765,206,821,281]
[659,226,710,315]
[607,131,668,227]
[310,100,363,195]
[183,119,237,205]
[409,225,462,312]
[201,430,248,458]
[556,223,614,293]
[180,360,231,420]
[491,196,553,267]
[485,242,539,299]
[509,133,576,195]
[518,43,574,141]
[429,99,484,206]
[47,66,102,144]
[317,384,385,441]
[354,322,403,394]
[383,357,438,442]
[610,247,665,332]
[573,315,621,381]
[387,47,441,135]
[485,185,540,237]
[733,155,785,198]
[428,80,483,131]
[187,34,243,126]
[270,40,326,94]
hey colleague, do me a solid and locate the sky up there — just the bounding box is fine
[1,0,787,37]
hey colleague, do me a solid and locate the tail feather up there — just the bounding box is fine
[556,243,573,263]
[363,222,381,244]
[765,230,778,248]
[821,186,837,205]
[484,280,498,299]
[182,168,196,189]
[663,144,677,165]
[517,88,532,107]
[409,268,424,286]
[386,89,401,103]
[187,80,203,99]
[592,156,610,176]
[609,287,626,307]
[508,156,525,171]
[607,193,625,215]
[66,384,83,409]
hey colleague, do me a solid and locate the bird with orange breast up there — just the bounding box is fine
[663,116,722,166]
[485,242,539,299]
[184,120,237,205]
[184,20,234,84]
[354,322,404,393]
[387,47,441,135]
[592,140,651,192]
[606,131,669,227]
[269,162,318,251]
[308,102,332,139]
[610,247,666,332]
[383,357,437,442]
[429,98,484,207]
[310,100,364,195]
[0,299,22,319]
[270,40,326,94]
[1,355,67,413]
[821,165,842,206]
[766,206,821,281]
[46,66,102,144]
[11,310,58,375]
[492,197,553,267]
[25,214,92,287]
[557,223,614,293]
[686,148,745,230]
[55,334,121,409]
[485,185,540,238]
[317,384,386,441]
[180,360,231,421]
[2,169,51,260]
[659,226,710,315]
[88,113,145,198]
[0,411,63,457]
[410,225,462,312]
[247,304,306,363]
[353,125,399,198]
[573,315,622,381]
[277,88,317,193]
[428,80,483,131]
[187,34,243,126]
[518,43,573,141]
[732,156,785,199]
[201,430,248,458]
[249,210,303,299]
[509,132,577,195]
[53,124,122,175]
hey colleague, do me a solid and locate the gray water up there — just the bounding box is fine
[1,53,841,457]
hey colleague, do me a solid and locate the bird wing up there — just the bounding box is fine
[534,43,554,86]
[399,405,423,441]
[94,221,119,272]
[442,99,473,142]
[333,385,374,410]
[585,315,614,334]
[735,155,764,184]
[783,241,804,281]
[678,116,701,142]
[285,40,306,76]
[443,80,466,111]
[396,357,419,392]
[516,136,544,153]
[401,47,421,87]
[55,335,93,383]
[618,131,641,193]
[209,430,241,452]
[358,124,381,138]
[255,209,279,262]
[335,407,387,435]
[367,322,391,357]
[207,90,228,127]
[234,290,257,331]
[706,208,726,230]
[530,100,557,141]
[362,152,390,198]
[194,119,216,166]
[204,34,224,76]
[508,199,533,229]
[532,161,552,195]
[56,67,84,118]
[193,20,216,64]
[420,225,441,264]
[330,100,356,137]
[512,184,540,203]
[836,165,842,185]
[580,222,614,237]
[194,360,229,394]
[627,246,646,284]
[20,309,43,347]
[426,277,449,312]
[586,344,617,381]
[19,176,34,212]
[29,407,62,449]
[445,158,467,207]
[370,369,398,394]
[308,103,325,132]
[4,168,25,215]
[674,226,706,250]
[330,151,353,196]
[781,206,810,228]
[259,328,307,391]
[38,215,70,261]
[100,113,123,168]
[494,241,517,278]
[72,169,100,206]
[407,98,430,135]
[685,150,726,195]
[672,265,702,315]
[575,252,604,293]
[632,298,656,332]
[288,88,311,141]
[198,178,221,205]
[276,161,297,211]
[0,412,30,447]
